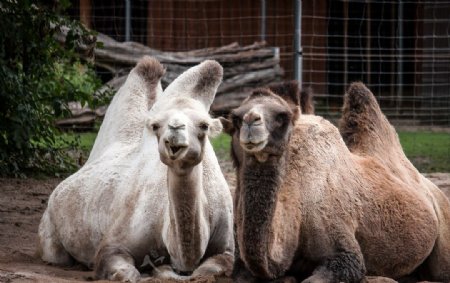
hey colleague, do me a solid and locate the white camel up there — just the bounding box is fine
[38,57,234,282]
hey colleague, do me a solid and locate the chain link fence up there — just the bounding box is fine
[67,0,449,171]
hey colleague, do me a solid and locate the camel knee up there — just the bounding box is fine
[305,251,366,283]
[420,245,450,281]
[95,244,140,282]
[233,257,258,283]
[192,252,233,277]
[39,237,73,266]
[38,217,73,266]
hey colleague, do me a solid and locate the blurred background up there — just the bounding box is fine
[67,0,450,123]
[1,0,449,175]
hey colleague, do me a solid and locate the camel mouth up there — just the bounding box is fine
[241,140,267,153]
[166,145,188,160]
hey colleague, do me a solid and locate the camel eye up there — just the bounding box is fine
[151,123,160,132]
[199,122,209,131]
[276,112,288,125]
[232,116,242,128]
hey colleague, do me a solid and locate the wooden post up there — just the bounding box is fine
[366,3,371,85]
[343,1,348,92]
[79,0,91,29]
[294,0,302,84]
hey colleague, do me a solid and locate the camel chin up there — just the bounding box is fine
[38,56,234,282]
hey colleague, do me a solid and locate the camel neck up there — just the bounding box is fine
[165,163,208,272]
[238,152,287,278]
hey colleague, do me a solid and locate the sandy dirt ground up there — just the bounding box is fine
[0,160,448,282]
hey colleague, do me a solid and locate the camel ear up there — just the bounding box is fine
[144,115,156,133]
[163,60,223,110]
[145,112,165,136]
[208,118,223,137]
[267,81,301,122]
[219,116,234,135]
[267,80,300,107]
[300,86,315,114]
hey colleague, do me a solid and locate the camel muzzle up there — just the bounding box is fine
[240,123,268,153]
[163,132,189,160]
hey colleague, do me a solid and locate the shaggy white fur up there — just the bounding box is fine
[38,57,234,282]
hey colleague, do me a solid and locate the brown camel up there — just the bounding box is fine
[221,82,450,282]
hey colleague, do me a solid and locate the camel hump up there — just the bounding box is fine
[339,82,400,155]
[162,60,223,110]
[343,82,379,115]
[300,86,314,114]
[192,60,223,93]
[134,56,165,86]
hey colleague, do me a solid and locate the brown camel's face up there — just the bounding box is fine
[147,97,222,168]
[229,89,297,162]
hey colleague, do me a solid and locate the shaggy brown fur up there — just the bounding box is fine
[224,82,450,282]
[135,56,166,109]
[221,81,314,169]
[339,82,450,280]
[267,81,314,117]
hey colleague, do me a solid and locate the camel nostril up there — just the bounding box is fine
[243,112,262,125]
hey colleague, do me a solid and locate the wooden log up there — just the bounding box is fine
[218,66,284,93]
[56,113,96,130]
[95,75,128,97]
[211,89,254,113]
[55,28,285,124]
[221,57,279,79]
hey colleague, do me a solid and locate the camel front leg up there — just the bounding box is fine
[151,252,233,280]
[192,251,234,277]
[233,255,256,282]
[301,251,366,283]
[95,244,141,282]
[233,254,296,283]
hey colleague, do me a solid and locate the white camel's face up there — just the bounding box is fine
[147,97,222,167]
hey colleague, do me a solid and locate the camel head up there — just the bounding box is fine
[146,60,223,169]
[224,86,300,163]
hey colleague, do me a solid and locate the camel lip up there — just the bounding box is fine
[240,140,267,153]
[250,121,263,127]
[166,144,188,160]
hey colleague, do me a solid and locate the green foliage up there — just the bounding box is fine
[66,130,449,174]
[210,133,232,162]
[61,131,98,151]
[0,0,101,176]
[398,131,450,172]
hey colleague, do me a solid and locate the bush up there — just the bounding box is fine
[0,0,101,177]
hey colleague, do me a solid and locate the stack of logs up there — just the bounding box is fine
[57,32,283,130]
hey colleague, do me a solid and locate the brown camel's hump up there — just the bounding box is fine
[339,82,398,154]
